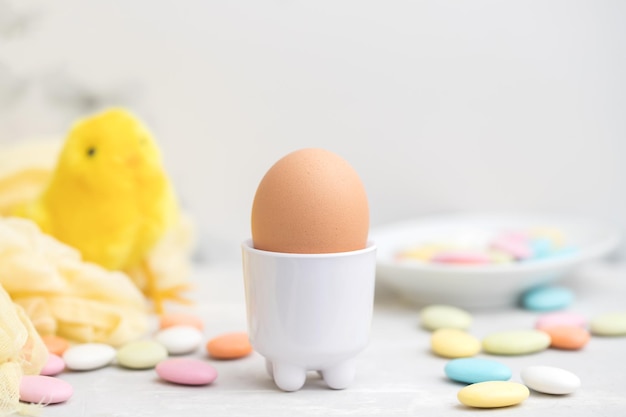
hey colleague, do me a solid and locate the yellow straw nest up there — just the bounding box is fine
[0,217,149,346]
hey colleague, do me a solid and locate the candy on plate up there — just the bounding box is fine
[372,213,619,308]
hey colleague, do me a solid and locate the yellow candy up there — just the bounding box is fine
[431,328,481,358]
[397,243,449,261]
[482,330,551,355]
[529,227,565,248]
[489,250,514,264]
[420,305,472,331]
[116,340,168,370]
[590,312,626,336]
[458,381,529,408]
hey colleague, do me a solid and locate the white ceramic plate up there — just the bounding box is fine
[371,212,621,309]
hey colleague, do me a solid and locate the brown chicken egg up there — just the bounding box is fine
[251,148,369,254]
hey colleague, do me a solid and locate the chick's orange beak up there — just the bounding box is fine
[125,153,142,167]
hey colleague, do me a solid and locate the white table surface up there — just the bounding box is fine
[44,260,626,417]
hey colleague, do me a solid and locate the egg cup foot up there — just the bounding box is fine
[272,362,306,392]
[321,358,356,390]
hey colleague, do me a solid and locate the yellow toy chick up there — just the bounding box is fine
[14,108,187,312]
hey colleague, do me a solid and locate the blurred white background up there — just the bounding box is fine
[1,0,625,261]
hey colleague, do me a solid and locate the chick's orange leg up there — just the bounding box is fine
[140,259,193,313]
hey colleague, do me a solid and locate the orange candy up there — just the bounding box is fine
[206,332,253,359]
[159,312,204,331]
[544,325,591,350]
[41,335,70,355]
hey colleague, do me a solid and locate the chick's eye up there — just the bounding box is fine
[86,147,96,157]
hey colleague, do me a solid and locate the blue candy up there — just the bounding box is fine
[529,238,553,259]
[552,246,577,258]
[445,358,512,384]
[521,285,574,311]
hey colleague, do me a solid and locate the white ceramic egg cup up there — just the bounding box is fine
[242,240,377,392]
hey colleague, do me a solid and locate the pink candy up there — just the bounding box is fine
[431,252,492,265]
[40,353,65,376]
[490,235,533,260]
[536,311,588,330]
[20,375,73,404]
[156,358,218,386]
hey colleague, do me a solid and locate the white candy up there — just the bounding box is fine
[521,365,581,395]
[155,325,203,355]
[63,343,116,371]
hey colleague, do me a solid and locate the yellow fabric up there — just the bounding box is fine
[0,135,194,305]
[0,217,148,347]
[0,282,47,416]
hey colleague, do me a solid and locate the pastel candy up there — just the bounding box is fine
[490,235,532,260]
[206,332,253,360]
[457,381,529,408]
[431,329,480,358]
[535,311,587,330]
[397,244,447,261]
[40,353,65,376]
[156,358,218,386]
[482,330,550,355]
[41,335,70,356]
[543,325,590,350]
[445,358,512,384]
[530,227,565,247]
[530,238,553,259]
[159,312,204,331]
[20,375,73,404]
[522,286,574,311]
[431,252,492,265]
[63,343,116,371]
[521,365,581,395]
[420,305,472,331]
[116,340,168,369]
[155,325,203,355]
[590,312,626,336]
[489,251,514,263]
